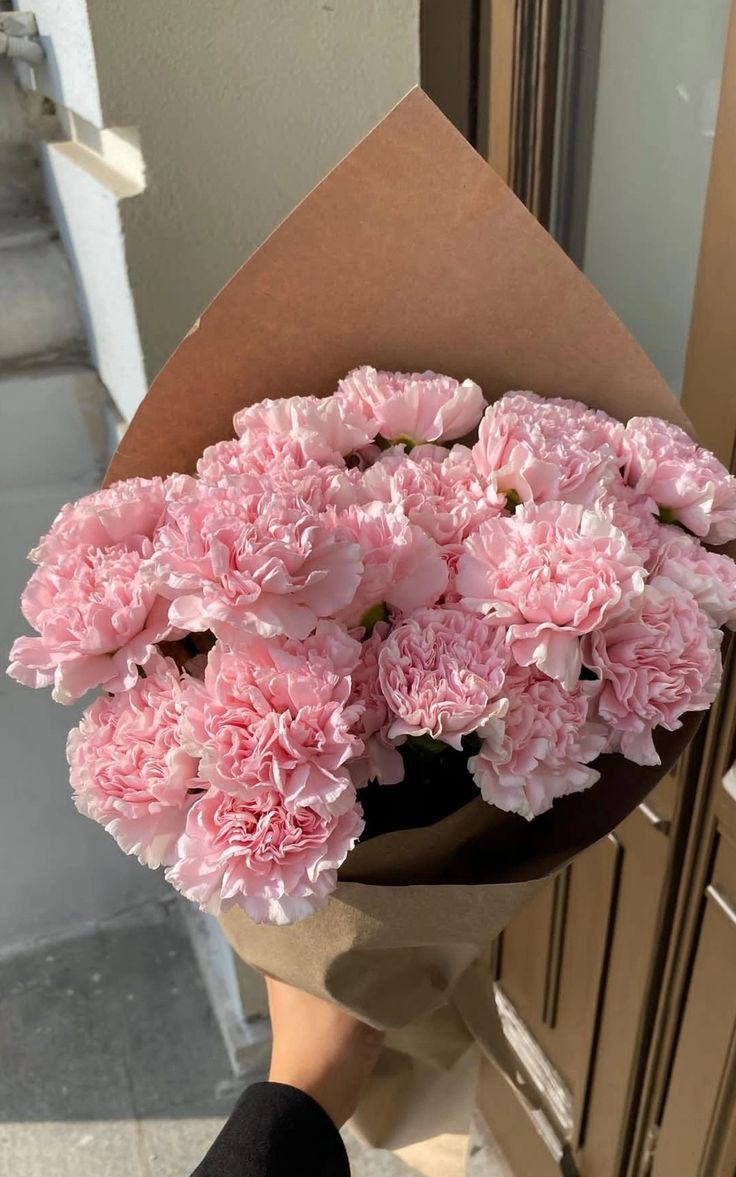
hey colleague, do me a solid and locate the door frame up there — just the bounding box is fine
[421,0,604,252]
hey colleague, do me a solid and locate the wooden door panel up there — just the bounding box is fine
[488,835,621,1168]
[547,839,620,1106]
[650,838,734,1177]
[652,799,736,1177]
[485,782,676,1175]
[499,836,617,1095]
[577,793,675,1172]
[496,876,557,1030]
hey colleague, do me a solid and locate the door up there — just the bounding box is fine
[421,1,736,1173]
[630,7,736,1171]
[650,776,736,1176]
[478,770,687,1174]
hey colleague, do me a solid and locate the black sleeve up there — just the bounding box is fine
[190,1081,350,1177]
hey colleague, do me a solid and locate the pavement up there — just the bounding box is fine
[0,899,513,1176]
[0,900,238,1177]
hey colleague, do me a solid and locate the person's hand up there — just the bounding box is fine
[265,975,385,1128]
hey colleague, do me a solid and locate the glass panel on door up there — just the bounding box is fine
[572,0,731,394]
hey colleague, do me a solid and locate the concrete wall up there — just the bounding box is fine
[17,0,420,416]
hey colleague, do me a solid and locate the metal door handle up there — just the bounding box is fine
[706,884,736,926]
[638,801,671,835]
[722,762,736,803]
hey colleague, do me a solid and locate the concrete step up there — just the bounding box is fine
[0,366,112,492]
[0,61,46,219]
[0,59,30,148]
[0,211,55,250]
[0,65,83,364]
[0,140,46,218]
[0,233,84,362]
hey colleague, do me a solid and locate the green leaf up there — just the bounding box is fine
[360,601,389,634]
[504,488,522,512]
[407,733,447,755]
[377,433,440,452]
[389,433,419,451]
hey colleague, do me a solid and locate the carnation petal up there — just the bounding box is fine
[166,788,364,925]
[67,659,199,866]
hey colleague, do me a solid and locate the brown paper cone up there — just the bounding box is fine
[106,88,703,1160]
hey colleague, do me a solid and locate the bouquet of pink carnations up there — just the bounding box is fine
[8,369,736,925]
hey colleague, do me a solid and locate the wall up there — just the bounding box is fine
[0,63,168,952]
[582,0,731,394]
[16,0,420,417]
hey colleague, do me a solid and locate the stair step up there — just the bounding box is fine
[0,213,55,251]
[0,236,83,363]
[0,366,113,491]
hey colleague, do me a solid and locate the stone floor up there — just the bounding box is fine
[0,900,236,1177]
[0,899,513,1176]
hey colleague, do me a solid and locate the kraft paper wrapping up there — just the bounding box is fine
[106,90,701,1171]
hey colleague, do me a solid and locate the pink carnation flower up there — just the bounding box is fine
[469,669,607,819]
[7,544,172,703]
[166,786,364,924]
[583,577,723,766]
[473,391,625,507]
[233,395,375,458]
[456,501,646,688]
[198,435,309,484]
[150,479,363,641]
[29,477,166,564]
[198,432,342,482]
[328,501,448,626]
[357,446,504,557]
[66,655,200,867]
[593,483,661,565]
[196,433,357,506]
[182,629,364,817]
[336,366,486,445]
[623,416,736,543]
[348,623,405,788]
[198,438,357,512]
[650,528,736,629]
[378,607,510,750]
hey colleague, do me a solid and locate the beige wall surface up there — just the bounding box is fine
[22,1,420,411]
